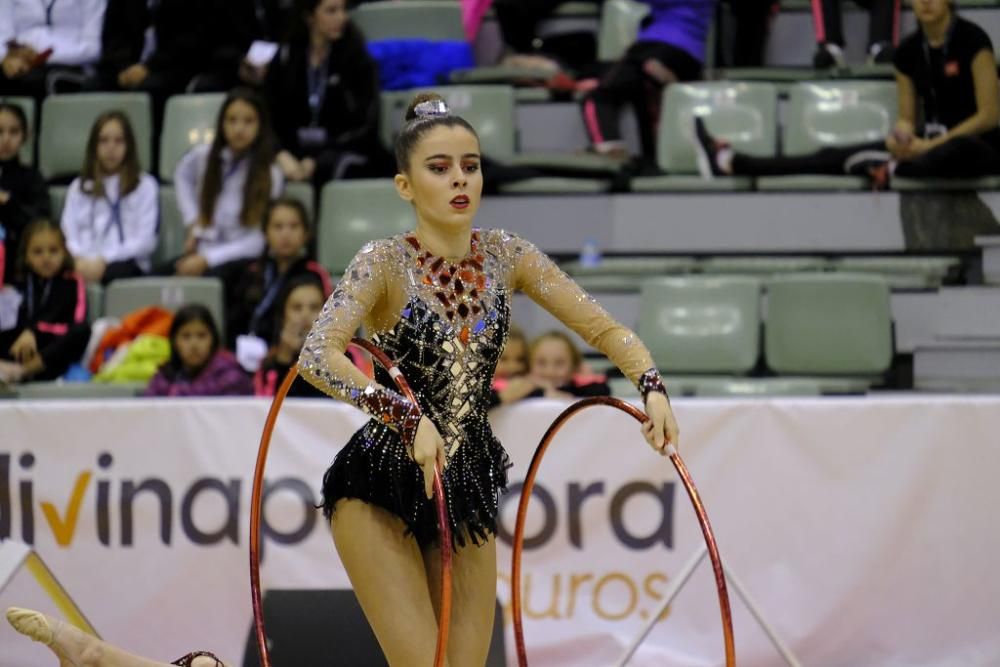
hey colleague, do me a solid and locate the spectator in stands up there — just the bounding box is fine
[144,303,253,397]
[93,0,256,125]
[0,103,49,286]
[489,323,541,408]
[254,273,329,397]
[0,0,107,97]
[527,329,610,399]
[723,0,777,67]
[0,220,89,384]
[260,0,385,184]
[61,111,158,285]
[581,0,715,165]
[492,0,602,75]
[172,88,284,277]
[226,196,331,356]
[694,0,1000,183]
[812,0,900,68]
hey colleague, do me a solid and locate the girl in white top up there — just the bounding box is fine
[0,0,106,70]
[173,88,284,276]
[61,110,158,285]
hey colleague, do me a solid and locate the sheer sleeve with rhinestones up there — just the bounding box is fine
[508,232,665,392]
[298,241,422,442]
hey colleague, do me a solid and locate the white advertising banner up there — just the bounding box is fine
[1,396,999,666]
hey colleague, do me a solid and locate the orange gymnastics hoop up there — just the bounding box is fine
[510,396,736,667]
[249,338,453,667]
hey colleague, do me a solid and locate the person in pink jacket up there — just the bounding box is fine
[144,304,252,397]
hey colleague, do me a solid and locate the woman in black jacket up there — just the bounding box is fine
[265,0,387,185]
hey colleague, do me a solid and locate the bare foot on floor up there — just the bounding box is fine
[6,607,103,667]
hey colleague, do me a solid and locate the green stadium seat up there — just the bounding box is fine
[765,273,892,376]
[700,256,831,276]
[159,93,225,180]
[104,277,225,338]
[830,256,961,289]
[155,186,186,265]
[608,376,640,398]
[755,174,870,191]
[597,0,650,62]
[757,81,896,191]
[284,181,316,222]
[85,282,103,324]
[39,93,153,180]
[49,185,68,221]
[632,82,777,191]
[1,96,35,165]
[352,1,465,40]
[638,275,762,374]
[317,179,414,274]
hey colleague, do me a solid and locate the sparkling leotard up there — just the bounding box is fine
[299,229,663,547]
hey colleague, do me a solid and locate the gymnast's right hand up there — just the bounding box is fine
[413,416,448,499]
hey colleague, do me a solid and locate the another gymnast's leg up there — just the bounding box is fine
[424,535,498,667]
[331,499,446,666]
[5,608,231,667]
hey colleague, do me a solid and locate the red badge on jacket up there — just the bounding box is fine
[944,60,960,77]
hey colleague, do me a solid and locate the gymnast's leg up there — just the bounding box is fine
[424,535,498,667]
[331,498,447,666]
[5,608,230,667]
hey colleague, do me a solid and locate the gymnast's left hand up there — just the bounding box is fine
[413,416,448,499]
[642,392,679,455]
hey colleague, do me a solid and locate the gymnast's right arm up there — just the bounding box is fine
[298,241,422,446]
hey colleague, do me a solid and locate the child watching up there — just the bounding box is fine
[0,220,89,383]
[528,329,611,398]
[0,103,50,286]
[144,304,253,397]
[61,111,158,284]
[173,88,284,276]
[226,196,331,352]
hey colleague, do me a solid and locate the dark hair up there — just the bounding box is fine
[163,304,221,380]
[0,102,29,142]
[199,88,275,229]
[529,330,583,371]
[291,0,355,43]
[17,219,74,281]
[394,92,479,172]
[81,111,141,198]
[270,273,326,344]
[265,196,312,237]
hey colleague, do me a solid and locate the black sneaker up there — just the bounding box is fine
[813,42,846,70]
[692,116,725,178]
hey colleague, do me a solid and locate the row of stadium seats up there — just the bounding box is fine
[11,80,999,196]
[41,177,962,287]
[46,270,892,402]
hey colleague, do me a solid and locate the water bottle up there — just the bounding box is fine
[579,238,602,269]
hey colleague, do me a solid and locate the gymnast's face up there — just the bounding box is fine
[395,125,483,233]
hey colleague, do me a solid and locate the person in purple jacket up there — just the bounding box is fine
[145,304,252,397]
[581,0,715,166]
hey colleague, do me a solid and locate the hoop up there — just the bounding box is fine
[509,396,735,666]
[248,338,453,667]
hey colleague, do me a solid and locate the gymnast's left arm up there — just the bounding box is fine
[511,233,679,454]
